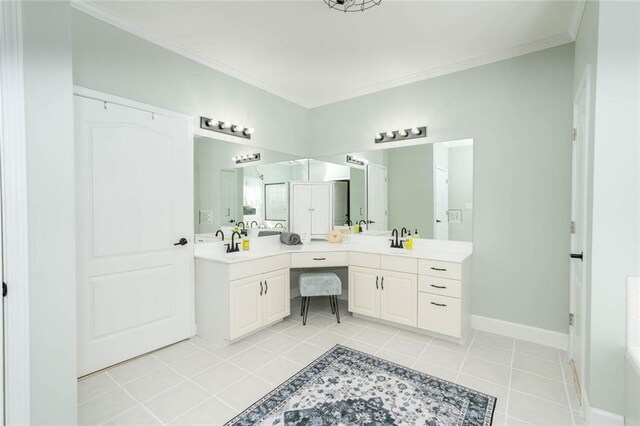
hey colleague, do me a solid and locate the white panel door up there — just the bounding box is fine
[262,269,290,325]
[348,266,380,318]
[367,164,387,231]
[291,183,312,236]
[379,271,417,327]
[220,169,237,226]
[75,96,193,376]
[229,276,263,340]
[311,183,331,235]
[434,167,449,240]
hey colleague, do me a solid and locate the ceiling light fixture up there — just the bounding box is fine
[375,126,427,144]
[232,153,261,164]
[200,116,253,140]
[347,155,368,166]
[324,0,382,13]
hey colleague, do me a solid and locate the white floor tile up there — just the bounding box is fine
[282,342,328,365]
[253,356,304,386]
[512,352,564,381]
[103,405,161,426]
[153,341,200,364]
[206,341,252,360]
[395,329,433,345]
[474,331,514,351]
[280,323,323,341]
[515,340,561,362]
[216,375,273,412]
[227,346,279,372]
[457,374,509,413]
[352,327,395,346]
[510,369,569,406]
[78,372,118,404]
[122,367,184,402]
[242,328,280,345]
[469,342,513,365]
[191,362,249,395]
[255,332,300,353]
[269,319,297,333]
[143,381,210,423]
[305,313,340,328]
[507,390,573,425]
[375,348,416,368]
[343,339,380,355]
[108,355,164,385]
[460,357,511,387]
[170,351,222,377]
[429,336,473,353]
[383,334,429,358]
[169,397,238,425]
[306,330,349,350]
[325,322,365,338]
[78,387,137,426]
[418,346,467,371]
[412,360,459,382]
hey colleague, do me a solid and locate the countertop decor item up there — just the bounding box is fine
[323,0,382,13]
[225,345,496,426]
[327,230,343,243]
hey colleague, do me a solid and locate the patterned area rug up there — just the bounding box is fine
[226,345,496,425]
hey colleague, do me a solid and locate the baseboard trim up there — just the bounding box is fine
[471,315,569,351]
[583,393,625,426]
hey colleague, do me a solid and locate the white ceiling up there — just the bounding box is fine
[75,0,583,108]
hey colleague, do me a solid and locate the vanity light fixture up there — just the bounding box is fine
[346,155,368,166]
[232,153,261,164]
[324,0,382,13]
[200,116,253,140]
[374,126,427,144]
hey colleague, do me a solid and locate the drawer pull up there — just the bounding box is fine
[430,267,447,272]
[313,257,326,261]
[430,284,447,289]
[430,302,447,307]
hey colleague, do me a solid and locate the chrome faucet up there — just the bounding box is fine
[390,229,404,249]
[215,229,225,241]
[226,231,241,253]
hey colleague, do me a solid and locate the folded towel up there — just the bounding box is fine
[280,232,302,245]
[258,230,282,237]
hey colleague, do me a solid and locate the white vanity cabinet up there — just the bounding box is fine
[196,253,290,345]
[348,253,418,327]
[290,182,332,237]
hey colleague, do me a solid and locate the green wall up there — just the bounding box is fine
[448,146,474,242]
[71,10,310,157]
[626,357,640,426]
[311,44,575,333]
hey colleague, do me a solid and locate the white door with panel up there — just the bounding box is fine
[229,276,264,340]
[75,95,193,376]
[348,266,380,317]
[290,182,332,237]
[434,167,449,240]
[263,269,290,324]
[570,70,590,402]
[366,164,387,231]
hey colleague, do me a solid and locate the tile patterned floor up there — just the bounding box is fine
[78,297,584,426]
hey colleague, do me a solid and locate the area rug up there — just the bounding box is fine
[225,344,496,425]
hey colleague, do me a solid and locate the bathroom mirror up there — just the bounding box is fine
[194,135,307,240]
[313,139,474,242]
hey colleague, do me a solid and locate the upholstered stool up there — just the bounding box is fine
[299,272,342,325]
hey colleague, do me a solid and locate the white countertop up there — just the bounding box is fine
[194,234,472,264]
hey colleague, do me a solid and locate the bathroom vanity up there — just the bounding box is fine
[194,235,472,346]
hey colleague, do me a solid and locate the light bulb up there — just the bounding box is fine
[375,133,383,141]
[207,119,219,127]
[410,127,421,135]
[222,121,232,129]
[244,127,254,136]
[385,131,395,139]
[232,156,237,162]
[398,129,408,137]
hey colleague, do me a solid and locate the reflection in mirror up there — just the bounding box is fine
[314,139,473,242]
[194,135,307,242]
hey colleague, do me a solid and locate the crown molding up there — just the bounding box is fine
[307,32,574,108]
[71,0,575,110]
[569,0,587,40]
[70,0,312,108]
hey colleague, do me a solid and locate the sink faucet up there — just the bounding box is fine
[345,219,353,226]
[226,231,241,253]
[215,229,225,241]
[390,229,404,249]
[274,223,284,229]
[401,227,408,237]
[358,220,367,233]
[250,221,258,228]
[237,221,246,236]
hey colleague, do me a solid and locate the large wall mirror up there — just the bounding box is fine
[313,139,474,242]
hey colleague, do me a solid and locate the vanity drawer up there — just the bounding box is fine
[228,258,263,281]
[291,251,348,268]
[418,259,461,280]
[349,252,380,269]
[418,276,461,298]
[380,255,417,274]
[262,254,290,273]
[417,293,461,338]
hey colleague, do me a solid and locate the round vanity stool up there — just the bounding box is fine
[299,272,342,326]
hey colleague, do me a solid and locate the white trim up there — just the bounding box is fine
[70,0,573,109]
[569,0,587,40]
[471,315,569,351]
[583,393,625,426]
[0,1,31,424]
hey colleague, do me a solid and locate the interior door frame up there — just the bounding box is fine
[365,163,387,230]
[0,1,31,423]
[569,66,591,405]
[434,165,449,240]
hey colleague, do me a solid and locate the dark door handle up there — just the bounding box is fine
[570,252,583,260]
[436,219,442,223]
[265,281,268,294]
[381,277,384,290]
[260,281,263,296]
[174,238,188,246]
[376,276,379,290]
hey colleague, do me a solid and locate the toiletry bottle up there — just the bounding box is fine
[414,229,420,239]
[242,236,250,251]
[354,224,360,233]
[405,231,413,250]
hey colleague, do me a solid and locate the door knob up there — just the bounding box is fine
[436,220,442,223]
[174,238,188,246]
[570,252,583,260]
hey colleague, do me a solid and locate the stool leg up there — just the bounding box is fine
[329,296,335,314]
[334,296,340,323]
[300,297,305,316]
[303,297,310,326]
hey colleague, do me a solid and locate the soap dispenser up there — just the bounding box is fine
[405,231,413,250]
[414,229,420,239]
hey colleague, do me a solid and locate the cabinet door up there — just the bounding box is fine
[291,183,312,235]
[348,266,380,318]
[311,184,331,235]
[229,276,263,340]
[379,270,417,327]
[263,268,290,324]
